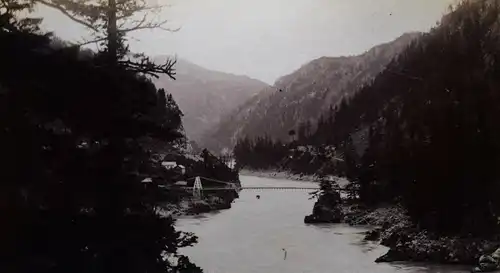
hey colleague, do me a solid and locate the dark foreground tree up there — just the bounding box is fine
[36,0,177,74]
[0,3,201,273]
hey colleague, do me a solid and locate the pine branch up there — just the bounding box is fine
[116,4,169,20]
[120,18,180,33]
[118,58,177,79]
[77,36,107,46]
[126,11,147,29]
[76,20,178,46]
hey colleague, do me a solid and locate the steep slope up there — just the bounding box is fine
[316,0,500,233]
[203,33,420,152]
[153,58,268,143]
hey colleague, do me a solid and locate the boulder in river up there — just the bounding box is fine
[304,181,343,224]
[304,203,343,223]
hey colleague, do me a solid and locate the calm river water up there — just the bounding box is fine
[177,175,470,273]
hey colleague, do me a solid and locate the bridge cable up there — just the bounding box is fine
[185,176,237,185]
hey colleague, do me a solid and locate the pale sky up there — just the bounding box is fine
[37,0,457,84]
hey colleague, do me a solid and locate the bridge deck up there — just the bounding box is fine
[169,186,317,190]
[169,186,356,191]
[199,187,319,190]
[241,187,318,190]
[159,176,356,194]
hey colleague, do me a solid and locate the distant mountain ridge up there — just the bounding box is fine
[202,32,421,152]
[153,58,269,144]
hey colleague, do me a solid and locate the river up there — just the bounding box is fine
[177,175,470,273]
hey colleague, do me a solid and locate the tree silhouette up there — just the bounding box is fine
[37,0,177,75]
[0,0,41,32]
[0,2,201,272]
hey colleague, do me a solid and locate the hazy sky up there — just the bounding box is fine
[37,0,456,84]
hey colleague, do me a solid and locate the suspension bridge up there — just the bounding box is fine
[190,176,318,192]
[160,176,354,199]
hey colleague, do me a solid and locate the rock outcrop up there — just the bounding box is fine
[375,230,497,265]
[304,189,343,224]
[473,248,500,272]
[341,204,500,266]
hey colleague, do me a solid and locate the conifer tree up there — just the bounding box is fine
[0,1,202,272]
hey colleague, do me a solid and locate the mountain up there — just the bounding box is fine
[202,32,421,152]
[153,58,269,144]
[307,0,500,235]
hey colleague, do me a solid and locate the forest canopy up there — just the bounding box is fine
[233,0,500,236]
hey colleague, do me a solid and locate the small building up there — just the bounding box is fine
[174,181,188,186]
[141,177,153,183]
[162,161,177,170]
[162,162,186,175]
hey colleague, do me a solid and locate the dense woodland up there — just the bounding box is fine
[234,0,500,236]
[234,137,288,170]
[0,0,241,272]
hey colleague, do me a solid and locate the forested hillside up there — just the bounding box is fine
[153,58,268,144]
[205,33,419,152]
[235,0,500,236]
[337,0,500,234]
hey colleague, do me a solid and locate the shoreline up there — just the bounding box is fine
[239,169,352,189]
[342,203,499,266]
[160,198,234,219]
[239,169,321,182]
[305,184,498,267]
[239,169,319,182]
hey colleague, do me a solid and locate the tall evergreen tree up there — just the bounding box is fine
[0,0,41,32]
[36,0,176,74]
[0,2,201,272]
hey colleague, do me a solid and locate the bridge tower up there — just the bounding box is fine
[193,176,203,199]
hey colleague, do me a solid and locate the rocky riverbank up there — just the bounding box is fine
[159,196,236,218]
[240,169,352,186]
[303,183,500,267]
[239,169,321,182]
[343,204,500,266]
[185,196,233,215]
